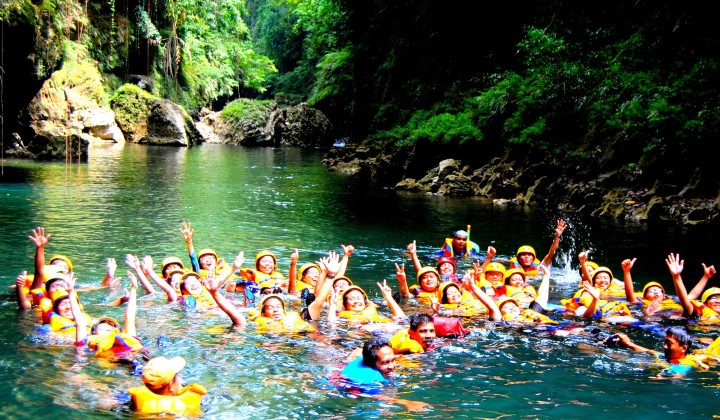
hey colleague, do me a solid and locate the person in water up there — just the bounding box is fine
[181,221,232,280]
[621,257,686,316]
[613,326,704,376]
[389,313,436,354]
[395,263,448,305]
[666,252,720,323]
[435,229,481,259]
[508,219,567,276]
[287,245,355,295]
[492,264,557,324]
[128,356,207,415]
[71,271,144,358]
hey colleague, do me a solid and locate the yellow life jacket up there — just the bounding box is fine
[503,285,537,308]
[408,283,444,306]
[85,330,144,356]
[338,305,391,324]
[128,383,207,415]
[641,297,683,312]
[389,329,424,354]
[508,257,541,277]
[182,288,218,311]
[253,312,316,333]
[239,268,286,286]
[48,311,92,333]
[702,336,720,357]
[561,295,631,318]
[502,308,557,324]
[440,292,488,316]
[690,300,720,323]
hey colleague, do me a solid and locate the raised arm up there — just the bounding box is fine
[395,262,411,298]
[205,269,246,327]
[578,250,592,284]
[540,219,566,267]
[479,246,496,273]
[124,271,139,337]
[535,264,551,309]
[69,283,88,345]
[125,254,157,294]
[15,271,32,310]
[580,280,600,318]
[687,263,717,300]
[338,244,355,277]
[666,253,693,317]
[287,249,300,294]
[407,241,422,273]
[142,256,177,302]
[101,258,121,288]
[307,252,341,321]
[377,279,405,318]
[181,221,200,273]
[29,227,51,289]
[463,270,501,321]
[622,258,638,303]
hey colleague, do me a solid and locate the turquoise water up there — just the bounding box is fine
[1,144,719,418]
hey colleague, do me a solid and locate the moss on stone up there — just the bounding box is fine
[220,98,275,126]
[110,84,157,135]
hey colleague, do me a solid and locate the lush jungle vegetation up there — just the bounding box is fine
[2,0,719,189]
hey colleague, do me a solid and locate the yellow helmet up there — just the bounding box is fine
[641,281,665,296]
[161,257,185,275]
[485,262,506,275]
[197,249,218,261]
[254,250,277,270]
[701,287,720,304]
[516,246,536,258]
[332,276,353,288]
[298,263,320,278]
[416,266,440,283]
[49,255,74,272]
[503,268,526,285]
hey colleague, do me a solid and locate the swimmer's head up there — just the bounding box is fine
[197,249,218,270]
[255,250,277,273]
[161,257,185,277]
[258,294,286,320]
[341,286,369,312]
[642,281,665,300]
[49,255,73,273]
[592,267,613,289]
[503,268,526,287]
[417,267,440,292]
[436,257,456,275]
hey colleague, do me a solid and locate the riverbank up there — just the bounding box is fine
[322,142,719,227]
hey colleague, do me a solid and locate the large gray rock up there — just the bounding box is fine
[140,99,202,146]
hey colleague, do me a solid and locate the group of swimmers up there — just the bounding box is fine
[10,220,720,414]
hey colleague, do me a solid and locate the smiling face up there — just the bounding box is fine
[374,346,396,379]
[499,300,521,317]
[705,294,720,313]
[302,267,320,285]
[343,289,367,312]
[507,273,525,288]
[257,256,275,274]
[56,298,74,319]
[438,262,455,274]
[420,272,439,292]
[593,272,611,289]
[94,321,117,335]
[182,275,203,295]
[199,254,217,270]
[168,273,183,293]
[445,285,463,304]
[51,259,71,274]
[485,271,503,286]
[47,279,68,295]
[262,297,285,320]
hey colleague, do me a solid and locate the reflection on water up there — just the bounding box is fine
[1,144,719,418]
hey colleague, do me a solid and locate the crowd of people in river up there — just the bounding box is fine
[10,220,720,414]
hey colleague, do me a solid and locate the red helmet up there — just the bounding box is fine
[436,257,456,272]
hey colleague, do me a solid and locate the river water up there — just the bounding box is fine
[0,144,718,418]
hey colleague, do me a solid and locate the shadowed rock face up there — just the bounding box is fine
[139,100,202,147]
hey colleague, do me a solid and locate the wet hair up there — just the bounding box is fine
[666,326,693,349]
[45,278,67,293]
[260,286,283,295]
[261,296,285,315]
[362,337,392,367]
[409,313,434,331]
[441,283,461,304]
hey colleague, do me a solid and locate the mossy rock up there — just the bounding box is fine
[220,98,276,126]
[110,84,157,142]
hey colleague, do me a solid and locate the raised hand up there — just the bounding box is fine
[318,251,340,275]
[127,271,138,289]
[377,279,394,299]
[341,244,355,256]
[665,253,684,277]
[703,263,717,279]
[29,227,51,248]
[407,240,417,254]
[486,246,496,259]
[582,280,600,300]
[233,252,245,269]
[290,249,299,265]
[621,258,636,272]
[555,219,567,237]
[578,250,589,264]
[181,221,194,243]
[125,254,140,270]
[395,262,406,280]
[141,255,154,273]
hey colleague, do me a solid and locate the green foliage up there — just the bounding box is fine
[220,98,275,124]
[110,83,157,132]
